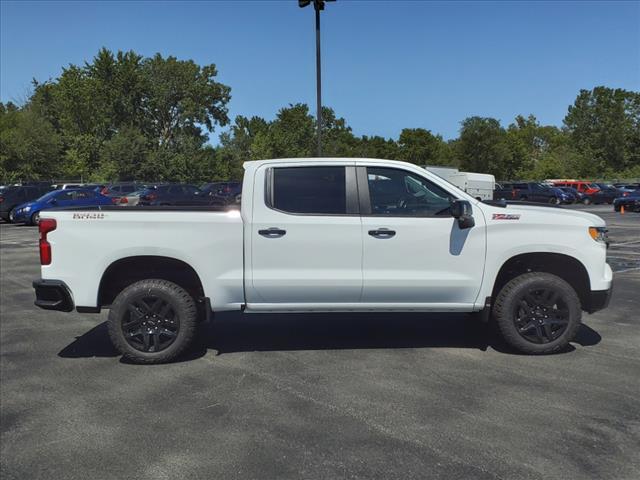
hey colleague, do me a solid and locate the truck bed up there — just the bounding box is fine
[39,208,245,310]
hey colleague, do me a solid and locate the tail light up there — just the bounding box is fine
[101,187,109,195]
[0,197,4,203]
[111,196,121,204]
[120,196,128,204]
[39,218,57,265]
[223,186,231,193]
[147,193,157,201]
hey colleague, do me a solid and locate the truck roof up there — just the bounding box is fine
[243,157,422,169]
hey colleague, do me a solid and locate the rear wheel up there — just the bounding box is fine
[107,279,198,364]
[493,272,581,354]
[549,197,560,205]
[582,197,592,205]
[30,211,40,226]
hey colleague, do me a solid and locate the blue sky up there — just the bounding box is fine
[1,0,639,142]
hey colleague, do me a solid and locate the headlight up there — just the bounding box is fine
[588,226,608,243]
[24,206,31,212]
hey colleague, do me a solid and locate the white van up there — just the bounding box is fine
[447,172,496,201]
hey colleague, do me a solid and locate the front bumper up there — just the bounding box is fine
[33,279,74,312]
[585,284,613,314]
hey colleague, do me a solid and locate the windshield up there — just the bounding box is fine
[36,190,60,202]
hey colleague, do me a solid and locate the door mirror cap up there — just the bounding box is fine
[450,200,475,229]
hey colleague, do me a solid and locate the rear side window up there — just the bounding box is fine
[75,190,94,199]
[57,191,75,201]
[270,166,346,215]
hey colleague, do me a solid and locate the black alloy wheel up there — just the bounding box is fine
[513,288,569,344]
[122,295,180,353]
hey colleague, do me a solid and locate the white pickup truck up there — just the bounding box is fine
[33,158,613,363]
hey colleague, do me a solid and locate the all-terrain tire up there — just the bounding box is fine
[493,272,581,354]
[108,279,198,364]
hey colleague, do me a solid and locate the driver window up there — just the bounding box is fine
[366,167,454,216]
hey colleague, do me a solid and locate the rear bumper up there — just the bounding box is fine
[585,284,613,314]
[33,279,74,312]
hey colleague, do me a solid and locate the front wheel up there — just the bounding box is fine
[492,272,581,354]
[107,279,198,364]
[582,197,592,205]
[549,197,560,205]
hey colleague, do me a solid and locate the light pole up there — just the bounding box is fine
[299,0,334,157]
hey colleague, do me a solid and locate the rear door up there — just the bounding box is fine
[246,163,363,306]
[359,165,486,308]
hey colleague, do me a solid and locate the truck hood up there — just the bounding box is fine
[482,203,606,227]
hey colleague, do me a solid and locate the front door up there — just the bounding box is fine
[359,166,486,309]
[246,163,363,307]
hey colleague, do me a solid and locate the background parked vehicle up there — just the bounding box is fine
[114,189,147,206]
[551,180,600,200]
[11,188,112,225]
[424,167,495,201]
[447,172,495,201]
[613,183,640,196]
[556,187,582,203]
[201,181,243,205]
[1,185,53,222]
[138,184,209,206]
[587,183,620,204]
[512,182,572,204]
[493,182,516,200]
[613,191,640,212]
[102,183,143,204]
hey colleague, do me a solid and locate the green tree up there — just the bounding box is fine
[457,117,509,177]
[564,86,640,175]
[0,105,62,181]
[27,48,232,181]
[397,128,446,165]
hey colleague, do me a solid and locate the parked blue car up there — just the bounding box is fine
[11,189,113,225]
[614,191,640,212]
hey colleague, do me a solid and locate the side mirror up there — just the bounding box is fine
[450,199,475,229]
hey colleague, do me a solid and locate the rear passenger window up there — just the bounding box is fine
[270,166,346,215]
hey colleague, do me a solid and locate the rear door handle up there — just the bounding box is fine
[368,228,396,238]
[259,228,286,238]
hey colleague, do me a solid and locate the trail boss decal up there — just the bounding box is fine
[492,213,521,220]
[73,213,106,220]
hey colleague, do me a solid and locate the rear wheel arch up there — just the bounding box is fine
[98,256,205,308]
[491,252,591,310]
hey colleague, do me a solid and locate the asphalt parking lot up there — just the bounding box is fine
[1,205,639,480]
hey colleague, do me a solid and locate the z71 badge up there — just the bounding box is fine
[492,213,521,220]
[73,213,105,220]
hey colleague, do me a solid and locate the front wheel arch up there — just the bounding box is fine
[491,252,590,311]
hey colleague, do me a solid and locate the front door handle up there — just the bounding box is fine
[259,227,287,238]
[368,228,396,238]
